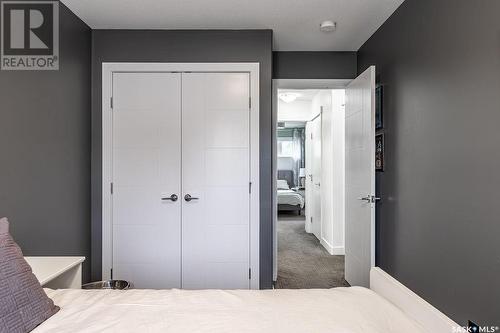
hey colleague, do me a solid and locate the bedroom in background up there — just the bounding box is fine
[274,87,347,289]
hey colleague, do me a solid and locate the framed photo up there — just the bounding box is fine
[375,133,384,172]
[375,85,383,130]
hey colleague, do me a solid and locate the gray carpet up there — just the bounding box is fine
[276,214,349,289]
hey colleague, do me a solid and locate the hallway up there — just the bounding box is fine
[276,214,349,289]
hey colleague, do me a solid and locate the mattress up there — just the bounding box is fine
[35,287,425,333]
[277,189,304,208]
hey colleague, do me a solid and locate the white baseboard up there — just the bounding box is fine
[370,267,460,333]
[320,239,333,254]
[320,239,344,255]
[331,246,345,255]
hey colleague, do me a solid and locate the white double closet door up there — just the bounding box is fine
[112,72,251,289]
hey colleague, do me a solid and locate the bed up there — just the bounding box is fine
[36,286,424,333]
[277,170,304,214]
[32,267,460,333]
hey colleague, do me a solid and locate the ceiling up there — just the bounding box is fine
[61,0,404,51]
[279,89,320,101]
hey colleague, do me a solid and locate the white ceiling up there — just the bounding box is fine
[61,0,404,51]
[279,89,320,101]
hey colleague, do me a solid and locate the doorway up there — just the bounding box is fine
[273,70,377,289]
[274,86,348,288]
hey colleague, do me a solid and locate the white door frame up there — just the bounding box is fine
[272,79,351,281]
[103,62,260,289]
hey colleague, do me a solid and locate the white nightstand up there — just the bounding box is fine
[25,256,85,289]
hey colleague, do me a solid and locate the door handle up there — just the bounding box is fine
[162,194,178,202]
[184,194,199,202]
[358,195,381,203]
[315,182,321,186]
[358,195,371,203]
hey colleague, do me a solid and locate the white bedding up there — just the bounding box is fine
[35,287,425,333]
[277,189,304,208]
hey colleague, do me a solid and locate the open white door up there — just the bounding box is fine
[345,66,376,287]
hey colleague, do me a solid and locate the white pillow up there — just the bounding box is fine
[277,179,290,190]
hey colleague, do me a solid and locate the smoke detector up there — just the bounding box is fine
[320,20,337,32]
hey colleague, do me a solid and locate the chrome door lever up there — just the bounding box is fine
[162,194,178,202]
[184,194,199,202]
[358,195,381,203]
[358,195,371,203]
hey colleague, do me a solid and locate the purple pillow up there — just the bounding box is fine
[0,218,59,332]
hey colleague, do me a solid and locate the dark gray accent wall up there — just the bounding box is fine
[273,51,356,79]
[358,0,500,325]
[0,3,91,282]
[91,30,274,288]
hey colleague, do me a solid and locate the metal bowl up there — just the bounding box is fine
[82,280,131,290]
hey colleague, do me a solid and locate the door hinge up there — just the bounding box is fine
[249,182,252,194]
[110,96,113,109]
[249,97,251,109]
[110,182,113,194]
[310,133,313,140]
[249,268,251,279]
[310,216,313,224]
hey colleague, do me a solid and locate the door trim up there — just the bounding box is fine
[102,63,260,289]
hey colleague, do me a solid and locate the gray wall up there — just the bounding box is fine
[91,30,274,288]
[358,0,500,325]
[273,51,356,79]
[0,3,91,281]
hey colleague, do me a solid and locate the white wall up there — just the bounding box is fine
[304,123,313,233]
[306,89,345,255]
[277,156,294,170]
[330,90,345,255]
[316,90,335,253]
[278,99,312,121]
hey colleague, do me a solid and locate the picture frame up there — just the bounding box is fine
[375,85,383,130]
[375,133,384,172]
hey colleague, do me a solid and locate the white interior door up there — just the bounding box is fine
[181,73,251,289]
[112,73,182,289]
[311,115,322,240]
[345,66,376,287]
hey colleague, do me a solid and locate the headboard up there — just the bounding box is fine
[277,170,295,188]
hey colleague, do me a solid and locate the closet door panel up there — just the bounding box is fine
[204,263,250,289]
[205,149,249,186]
[206,225,249,261]
[182,73,251,289]
[112,72,182,289]
[204,187,249,225]
[204,108,249,148]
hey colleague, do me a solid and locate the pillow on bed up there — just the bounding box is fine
[277,179,290,190]
[0,217,59,333]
